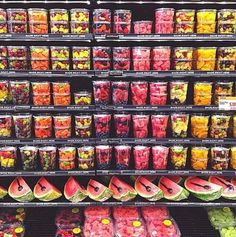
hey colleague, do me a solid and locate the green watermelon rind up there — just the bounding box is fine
[89,188,113,202]
[36,190,62,202]
[113,191,137,202]
[0,187,7,199]
[12,191,34,203]
[65,190,88,203]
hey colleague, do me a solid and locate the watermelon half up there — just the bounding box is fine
[8,177,34,202]
[109,176,137,201]
[64,177,87,202]
[209,176,236,200]
[185,177,222,202]
[34,177,62,202]
[158,176,189,201]
[0,185,7,199]
[135,176,163,201]
[87,179,112,202]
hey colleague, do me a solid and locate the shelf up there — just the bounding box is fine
[95,33,236,41]
[95,70,236,78]
[0,138,235,145]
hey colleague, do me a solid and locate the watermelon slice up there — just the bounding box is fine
[209,176,236,200]
[8,177,34,202]
[231,178,236,186]
[0,185,7,199]
[34,177,62,202]
[64,177,87,202]
[87,179,112,202]
[109,176,137,201]
[168,176,183,184]
[158,176,189,201]
[135,176,163,201]
[185,177,223,201]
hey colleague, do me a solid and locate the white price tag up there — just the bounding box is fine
[219,97,236,110]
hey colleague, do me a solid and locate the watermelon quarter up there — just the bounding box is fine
[209,176,236,200]
[8,177,34,202]
[34,177,62,202]
[87,179,112,202]
[109,176,137,201]
[158,176,189,201]
[185,177,222,202]
[135,176,163,201]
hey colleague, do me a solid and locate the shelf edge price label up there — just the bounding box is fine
[219,97,236,110]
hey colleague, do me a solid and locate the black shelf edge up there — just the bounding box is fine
[0,201,235,207]
[0,0,90,3]
[0,170,95,177]
[96,170,236,176]
[0,138,235,145]
[95,33,236,41]
[95,70,236,78]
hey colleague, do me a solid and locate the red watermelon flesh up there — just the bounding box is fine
[231,178,236,186]
[0,185,7,199]
[158,177,189,201]
[8,177,34,202]
[87,179,112,202]
[34,177,62,202]
[109,176,137,201]
[64,177,87,202]
[141,207,169,221]
[113,207,139,219]
[209,176,236,200]
[84,206,110,219]
[135,176,163,201]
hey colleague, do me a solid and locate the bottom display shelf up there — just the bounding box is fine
[23,207,218,237]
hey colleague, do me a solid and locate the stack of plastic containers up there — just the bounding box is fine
[32,81,51,105]
[0,46,7,70]
[50,9,69,34]
[52,81,71,106]
[175,9,195,33]
[0,8,7,33]
[93,46,111,70]
[71,8,89,34]
[197,9,216,33]
[93,9,111,33]
[8,46,27,70]
[7,8,27,33]
[113,47,130,70]
[132,47,151,71]
[30,46,50,70]
[114,9,132,34]
[72,47,91,70]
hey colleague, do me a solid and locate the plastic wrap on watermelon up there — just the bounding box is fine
[84,217,114,237]
[55,208,81,228]
[113,207,140,220]
[115,218,147,237]
[141,207,170,221]
[146,217,181,237]
[84,207,111,219]
[0,223,25,237]
[0,208,26,225]
[55,227,83,237]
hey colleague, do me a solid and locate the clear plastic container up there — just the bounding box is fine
[93,9,111,22]
[84,206,111,219]
[211,147,230,170]
[28,8,48,22]
[112,81,129,105]
[0,146,17,170]
[0,115,12,138]
[152,47,171,71]
[50,9,69,21]
[170,81,188,105]
[191,146,209,170]
[151,114,169,138]
[54,126,71,139]
[113,58,130,71]
[155,8,175,33]
[141,207,170,221]
[171,113,189,138]
[32,81,50,95]
[211,114,231,128]
[53,93,71,106]
[197,9,217,33]
[71,8,89,22]
[95,145,112,169]
[13,114,32,138]
[8,21,27,33]
[93,46,110,59]
[0,22,7,34]
[0,207,26,224]
[72,47,90,59]
[152,146,169,170]
[170,146,188,169]
[114,113,131,138]
[52,81,70,94]
[20,146,38,171]
[0,8,7,22]
[74,91,92,105]
[55,227,83,237]
[231,146,236,169]
[8,58,27,70]
[93,59,111,70]
[39,146,57,171]
[78,146,94,170]
[0,223,25,237]
[132,47,151,60]
[94,113,111,138]
[113,10,131,34]
[132,114,149,138]
[134,21,152,34]
[210,126,228,139]
[58,146,76,170]
[133,145,150,170]
[131,81,148,105]
[93,21,111,33]
[0,80,9,104]
[7,8,27,22]
[115,145,131,169]
[93,80,110,105]
[53,114,71,128]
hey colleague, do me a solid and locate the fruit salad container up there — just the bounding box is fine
[93,46,110,59]
[34,114,52,139]
[152,47,171,71]
[210,126,228,139]
[50,22,69,34]
[72,47,90,60]
[78,146,94,170]
[58,146,76,170]
[191,114,209,138]
[13,114,32,139]
[0,80,9,104]
[30,46,49,70]
[0,207,26,224]
[0,115,12,138]
[151,114,169,138]
[75,114,92,138]
[0,223,25,237]
[175,9,195,33]
[112,81,129,105]
[84,217,114,237]
[115,145,131,169]
[74,91,92,105]
[53,114,71,128]
[149,82,168,105]
[52,81,70,94]
[8,58,27,70]
[173,47,194,71]
[131,81,148,105]
[113,207,139,220]
[115,218,147,237]
[231,147,236,169]
[34,125,52,139]
[193,81,213,105]
[55,227,83,237]
[6,9,26,22]
[146,217,181,237]
[113,58,130,71]
[211,114,231,128]
[55,208,81,228]
[7,46,27,58]
[0,46,7,58]
[113,10,132,34]
[39,146,57,171]
[113,47,130,59]
[175,21,195,34]
[170,81,188,105]
[71,21,89,34]
[0,146,17,170]
[132,47,151,71]
[211,147,230,170]
[214,81,233,105]
[218,21,236,34]
[196,9,217,33]
[93,8,111,22]
[191,146,209,170]
[93,22,111,33]
[8,21,27,33]
[93,59,111,70]
[85,206,111,219]
[51,58,70,70]
[152,145,169,170]
[33,94,51,106]
[93,80,110,105]
[170,146,188,169]
[71,8,89,22]
[51,46,70,70]
[53,93,71,106]
[0,58,7,70]
[114,113,131,138]
[217,47,236,71]
[133,145,150,170]
[19,146,38,171]
[94,113,111,138]
[0,8,6,21]
[134,21,153,34]
[95,145,112,169]
[54,126,71,139]
[141,207,170,221]
[196,47,217,71]
[0,22,7,34]
[218,9,236,34]
[32,81,50,95]
[155,8,175,33]
[133,114,149,138]
[29,21,48,34]
[73,60,90,71]
[50,8,68,21]
[171,113,189,138]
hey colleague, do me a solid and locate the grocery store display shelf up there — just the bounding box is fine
[0,33,93,41]
[0,138,235,145]
[95,33,236,41]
